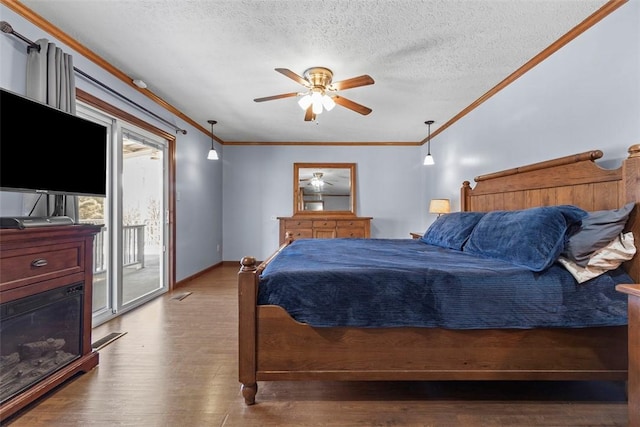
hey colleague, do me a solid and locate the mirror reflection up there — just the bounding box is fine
[294,163,356,214]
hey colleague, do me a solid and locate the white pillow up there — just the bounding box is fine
[557,232,636,283]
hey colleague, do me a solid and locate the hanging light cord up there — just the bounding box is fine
[427,122,431,154]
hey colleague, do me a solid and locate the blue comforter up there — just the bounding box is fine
[258,238,630,329]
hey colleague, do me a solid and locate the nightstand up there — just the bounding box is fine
[615,284,640,427]
[410,232,422,240]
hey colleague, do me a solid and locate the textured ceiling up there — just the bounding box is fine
[16,0,607,144]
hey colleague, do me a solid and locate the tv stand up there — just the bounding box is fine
[0,216,75,229]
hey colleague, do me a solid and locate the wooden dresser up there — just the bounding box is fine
[278,215,372,245]
[0,224,102,421]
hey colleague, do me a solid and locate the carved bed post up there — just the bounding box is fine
[460,181,472,212]
[238,256,258,404]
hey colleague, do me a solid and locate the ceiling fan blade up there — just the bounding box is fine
[254,92,300,102]
[275,68,311,88]
[328,75,374,91]
[332,96,372,115]
[304,106,316,121]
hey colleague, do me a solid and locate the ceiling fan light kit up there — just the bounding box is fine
[301,172,335,190]
[311,173,325,188]
[254,67,374,121]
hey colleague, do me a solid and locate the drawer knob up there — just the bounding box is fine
[31,258,48,268]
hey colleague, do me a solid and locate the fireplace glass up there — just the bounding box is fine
[0,283,84,404]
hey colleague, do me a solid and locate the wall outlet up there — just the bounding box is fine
[217,244,221,253]
[270,215,277,221]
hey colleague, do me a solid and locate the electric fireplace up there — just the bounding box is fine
[0,224,101,422]
[1,283,84,404]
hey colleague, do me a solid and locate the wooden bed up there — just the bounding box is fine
[238,144,640,405]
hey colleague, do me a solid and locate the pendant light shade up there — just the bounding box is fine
[207,148,219,160]
[423,120,435,166]
[322,94,336,111]
[297,94,312,110]
[207,120,219,160]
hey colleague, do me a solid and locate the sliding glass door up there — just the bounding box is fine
[77,104,169,326]
[120,128,166,307]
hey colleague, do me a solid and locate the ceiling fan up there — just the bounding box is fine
[254,67,374,121]
[300,172,333,187]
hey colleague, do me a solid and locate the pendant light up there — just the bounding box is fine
[423,120,435,165]
[207,120,219,160]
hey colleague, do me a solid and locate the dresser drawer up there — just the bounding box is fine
[336,227,366,238]
[336,220,365,228]
[284,220,313,229]
[313,220,337,228]
[287,229,313,239]
[0,242,85,289]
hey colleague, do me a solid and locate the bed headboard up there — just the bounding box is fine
[461,144,640,283]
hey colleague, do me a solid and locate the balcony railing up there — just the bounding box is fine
[93,225,145,273]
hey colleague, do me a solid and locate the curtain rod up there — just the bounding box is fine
[0,20,187,135]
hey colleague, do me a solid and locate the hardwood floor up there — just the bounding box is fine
[4,264,629,426]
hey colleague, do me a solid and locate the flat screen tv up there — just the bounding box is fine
[0,88,108,197]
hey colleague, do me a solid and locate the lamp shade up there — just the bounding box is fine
[429,198,450,215]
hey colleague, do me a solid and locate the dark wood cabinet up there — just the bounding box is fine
[0,225,102,421]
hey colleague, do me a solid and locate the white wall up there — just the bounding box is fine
[0,5,224,282]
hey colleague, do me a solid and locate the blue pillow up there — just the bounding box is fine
[463,205,588,272]
[420,212,486,250]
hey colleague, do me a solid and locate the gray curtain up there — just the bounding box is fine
[23,39,79,220]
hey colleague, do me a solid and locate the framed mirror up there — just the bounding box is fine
[293,163,356,215]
